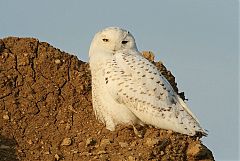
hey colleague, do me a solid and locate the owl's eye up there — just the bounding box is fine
[102,38,109,42]
[122,41,128,44]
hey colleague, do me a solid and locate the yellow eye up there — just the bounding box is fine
[102,38,109,42]
[122,41,128,44]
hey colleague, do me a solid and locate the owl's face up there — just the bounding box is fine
[89,27,138,57]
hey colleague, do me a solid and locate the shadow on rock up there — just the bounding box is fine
[0,135,19,161]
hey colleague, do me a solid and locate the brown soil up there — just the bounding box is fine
[0,37,214,161]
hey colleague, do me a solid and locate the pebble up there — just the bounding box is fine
[54,154,60,161]
[3,114,9,120]
[160,151,164,155]
[61,138,72,146]
[55,59,61,64]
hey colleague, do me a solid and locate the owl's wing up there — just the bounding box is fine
[104,50,206,136]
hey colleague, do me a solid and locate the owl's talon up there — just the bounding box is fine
[132,124,143,138]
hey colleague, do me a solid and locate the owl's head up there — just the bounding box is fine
[89,27,138,57]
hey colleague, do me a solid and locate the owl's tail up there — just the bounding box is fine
[176,95,208,136]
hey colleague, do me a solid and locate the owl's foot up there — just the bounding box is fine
[130,123,147,138]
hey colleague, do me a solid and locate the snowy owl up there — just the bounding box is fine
[89,27,207,136]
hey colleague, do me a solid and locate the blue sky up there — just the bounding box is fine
[0,0,239,160]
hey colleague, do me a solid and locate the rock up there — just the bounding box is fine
[61,138,72,146]
[3,114,9,120]
[160,151,164,155]
[54,59,61,64]
[54,154,60,161]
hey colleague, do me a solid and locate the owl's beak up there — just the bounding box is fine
[112,45,117,52]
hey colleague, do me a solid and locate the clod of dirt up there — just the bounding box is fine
[0,37,214,161]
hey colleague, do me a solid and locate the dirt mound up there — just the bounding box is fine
[0,37,214,161]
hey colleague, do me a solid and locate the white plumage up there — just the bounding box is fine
[89,27,207,136]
